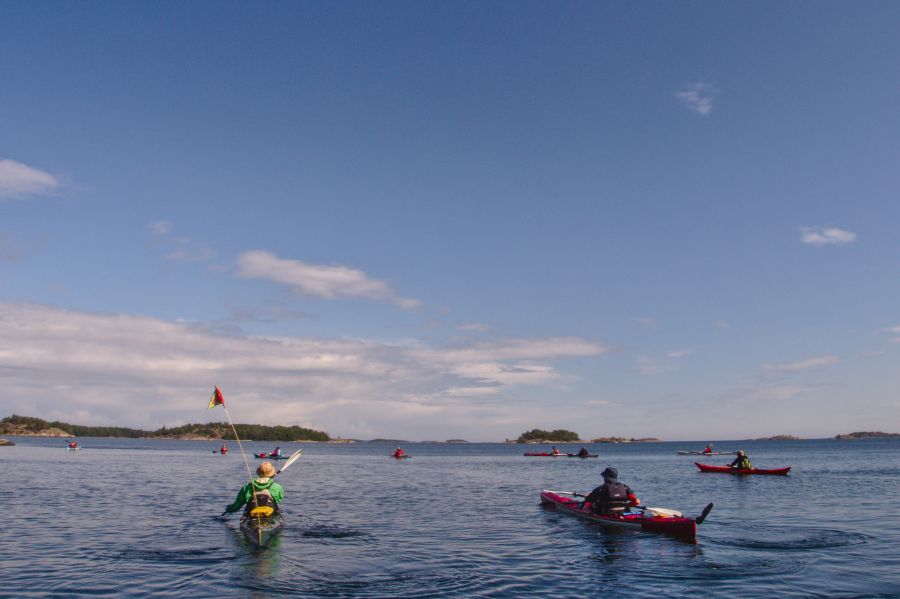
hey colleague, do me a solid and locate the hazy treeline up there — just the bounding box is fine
[0,414,330,442]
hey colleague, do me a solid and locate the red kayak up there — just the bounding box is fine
[540,490,711,543]
[695,463,791,475]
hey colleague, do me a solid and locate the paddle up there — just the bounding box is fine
[219,449,303,516]
[274,449,303,476]
[545,490,710,521]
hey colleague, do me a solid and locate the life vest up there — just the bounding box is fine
[734,456,752,469]
[593,482,629,514]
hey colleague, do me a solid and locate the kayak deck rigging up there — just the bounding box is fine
[540,490,705,543]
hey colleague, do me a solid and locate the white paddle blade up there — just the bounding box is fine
[275,449,303,475]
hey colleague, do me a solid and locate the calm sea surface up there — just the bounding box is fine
[1,436,898,597]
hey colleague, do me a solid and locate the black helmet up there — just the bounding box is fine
[601,467,618,480]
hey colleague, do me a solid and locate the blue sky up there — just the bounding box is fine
[2,2,899,440]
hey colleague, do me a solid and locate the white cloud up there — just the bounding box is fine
[762,355,839,372]
[675,83,717,115]
[0,159,59,199]
[715,320,731,329]
[634,316,657,327]
[800,226,857,246]
[0,302,606,438]
[584,399,610,406]
[667,349,691,359]
[880,325,900,334]
[236,250,420,309]
[148,221,172,235]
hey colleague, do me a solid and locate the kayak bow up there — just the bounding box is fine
[695,462,791,475]
[540,490,706,543]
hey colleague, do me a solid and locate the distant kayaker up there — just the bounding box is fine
[224,462,284,516]
[271,447,282,457]
[730,450,752,470]
[585,467,640,515]
[220,444,228,454]
[67,440,77,449]
[703,444,713,454]
[551,446,561,455]
[393,447,405,458]
[577,446,591,457]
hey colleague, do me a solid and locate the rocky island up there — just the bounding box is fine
[834,431,900,440]
[755,435,801,441]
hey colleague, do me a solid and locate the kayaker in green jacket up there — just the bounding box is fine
[225,462,285,515]
[730,450,752,470]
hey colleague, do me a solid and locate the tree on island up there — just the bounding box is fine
[0,414,330,442]
[516,428,580,443]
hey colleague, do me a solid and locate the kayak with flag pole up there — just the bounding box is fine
[210,386,303,548]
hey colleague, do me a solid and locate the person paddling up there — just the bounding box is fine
[551,446,561,456]
[730,450,752,470]
[67,440,78,449]
[585,467,640,515]
[393,447,405,458]
[219,444,228,454]
[577,446,591,457]
[224,462,284,516]
[703,443,713,454]
[270,446,282,458]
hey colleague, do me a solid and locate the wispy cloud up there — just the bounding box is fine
[236,250,421,309]
[675,82,717,115]
[0,302,607,438]
[459,322,491,332]
[800,226,857,246]
[0,159,59,199]
[762,355,839,372]
[879,325,900,334]
[748,384,815,401]
[634,316,657,327]
[148,220,172,235]
[147,222,215,262]
[715,320,731,329]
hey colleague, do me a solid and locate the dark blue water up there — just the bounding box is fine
[2,437,898,597]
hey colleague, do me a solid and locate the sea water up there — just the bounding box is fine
[1,437,898,597]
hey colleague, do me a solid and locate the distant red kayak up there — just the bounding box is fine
[695,463,791,475]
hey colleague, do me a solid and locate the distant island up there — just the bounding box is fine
[591,437,659,443]
[516,428,580,443]
[0,414,330,442]
[755,435,800,441]
[834,431,900,440]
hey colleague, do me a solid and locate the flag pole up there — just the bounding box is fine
[210,387,254,484]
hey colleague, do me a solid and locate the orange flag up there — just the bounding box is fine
[208,386,225,409]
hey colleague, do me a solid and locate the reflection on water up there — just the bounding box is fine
[1,437,898,597]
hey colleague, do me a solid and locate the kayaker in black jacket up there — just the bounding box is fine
[730,450,752,470]
[577,446,591,457]
[585,467,640,515]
